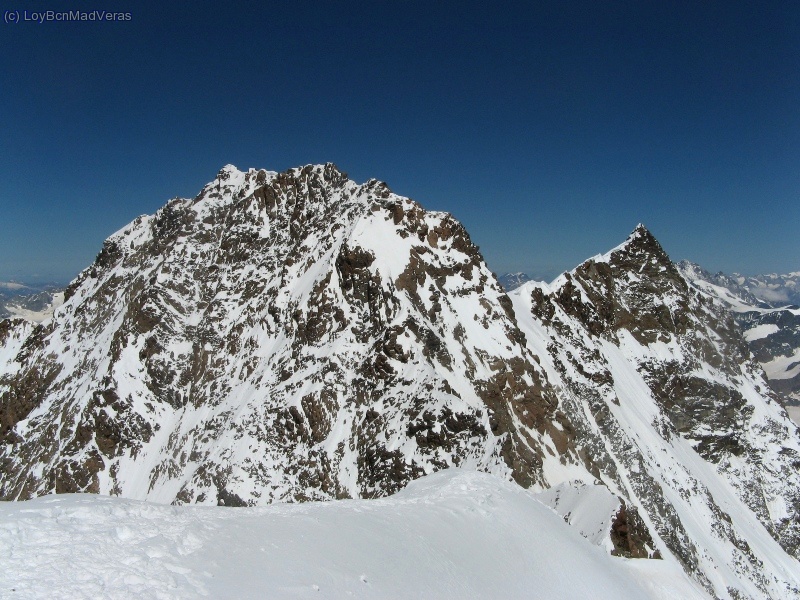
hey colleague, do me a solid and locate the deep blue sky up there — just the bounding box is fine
[1,1,798,283]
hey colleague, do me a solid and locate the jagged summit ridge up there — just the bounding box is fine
[3,163,560,506]
[585,223,671,271]
[2,165,800,599]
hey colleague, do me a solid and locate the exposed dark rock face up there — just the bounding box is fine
[610,502,658,559]
[2,170,799,599]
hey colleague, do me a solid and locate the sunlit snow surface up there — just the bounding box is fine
[0,470,707,600]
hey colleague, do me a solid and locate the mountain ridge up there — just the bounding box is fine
[1,164,799,599]
[677,260,800,408]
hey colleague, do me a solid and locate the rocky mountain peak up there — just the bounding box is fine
[2,167,800,599]
[535,224,689,346]
[510,227,800,598]
[1,164,554,505]
[604,223,672,272]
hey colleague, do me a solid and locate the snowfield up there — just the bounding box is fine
[0,470,707,600]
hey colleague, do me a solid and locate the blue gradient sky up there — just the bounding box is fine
[1,1,798,283]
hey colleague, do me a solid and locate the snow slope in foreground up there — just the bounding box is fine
[0,470,706,600]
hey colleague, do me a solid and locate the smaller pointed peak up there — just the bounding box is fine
[630,223,654,240]
[582,224,670,271]
[619,223,663,253]
[612,223,674,270]
[322,162,349,183]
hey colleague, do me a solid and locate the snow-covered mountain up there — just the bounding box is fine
[510,230,800,598]
[2,165,799,599]
[498,271,533,291]
[678,261,800,408]
[676,261,800,311]
[733,271,800,307]
[2,164,553,504]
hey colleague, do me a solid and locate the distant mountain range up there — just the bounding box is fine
[675,263,800,309]
[676,261,800,409]
[497,272,533,291]
[0,282,64,323]
[1,164,799,599]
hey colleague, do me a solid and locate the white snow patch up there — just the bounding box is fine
[536,482,622,553]
[743,323,780,342]
[0,470,708,600]
[762,347,800,380]
[786,406,800,426]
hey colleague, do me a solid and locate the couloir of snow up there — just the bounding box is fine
[0,469,708,600]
